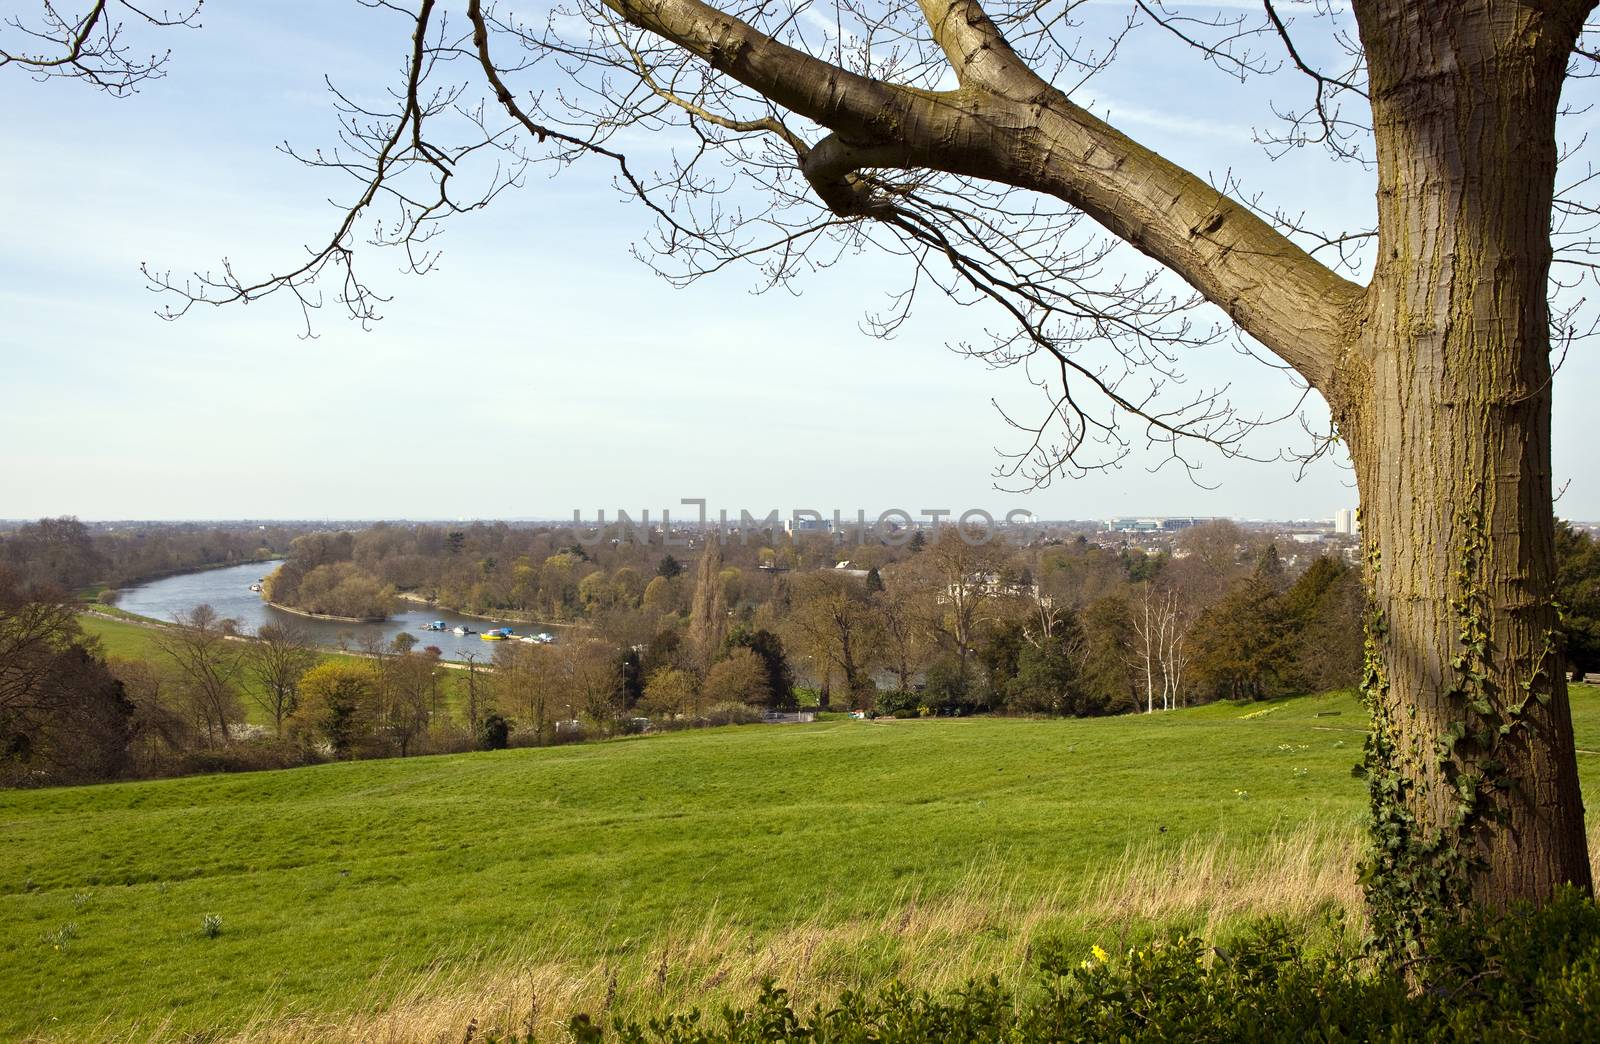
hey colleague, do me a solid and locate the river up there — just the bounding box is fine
[112,561,553,661]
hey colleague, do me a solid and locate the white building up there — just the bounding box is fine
[1103,516,1214,533]
[1334,508,1359,535]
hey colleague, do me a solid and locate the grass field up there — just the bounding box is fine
[77,614,477,729]
[3,689,1598,1041]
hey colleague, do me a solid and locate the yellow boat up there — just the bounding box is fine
[481,632,507,641]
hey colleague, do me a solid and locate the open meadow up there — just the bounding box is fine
[76,613,481,728]
[2,687,1597,1041]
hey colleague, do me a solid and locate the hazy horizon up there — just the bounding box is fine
[3,2,1595,520]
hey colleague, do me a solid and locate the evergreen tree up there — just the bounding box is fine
[1278,556,1363,693]
[1009,610,1090,716]
[1555,521,1600,680]
[725,626,795,710]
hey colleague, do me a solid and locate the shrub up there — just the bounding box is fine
[163,737,322,777]
[290,662,379,757]
[723,627,795,709]
[640,667,698,718]
[543,889,1600,1043]
[920,657,967,710]
[477,714,511,751]
[702,701,762,726]
[875,690,921,718]
[702,649,770,706]
[549,720,588,745]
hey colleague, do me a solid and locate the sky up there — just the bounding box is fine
[3,1,1599,523]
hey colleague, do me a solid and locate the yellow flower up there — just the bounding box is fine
[1091,944,1109,962]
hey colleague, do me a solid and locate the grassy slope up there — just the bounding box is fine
[78,614,474,727]
[79,613,178,661]
[2,688,1597,1040]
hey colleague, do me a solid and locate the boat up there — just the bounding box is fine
[422,620,448,632]
[249,583,262,593]
[481,627,514,641]
[453,625,472,636]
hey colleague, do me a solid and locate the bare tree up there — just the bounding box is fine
[151,604,243,745]
[244,623,316,737]
[493,641,553,743]
[920,535,1015,687]
[558,638,624,732]
[382,648,437,756]
[0,1,201,97]
[460,649,486,735]
[685,542,727,674]
[786,571,881,707]
[874,575,932,692]
[1129,581,1191,713]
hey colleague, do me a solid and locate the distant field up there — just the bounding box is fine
[78,613,174,660]
[77,614,476,727]
[2,689,1598,1042]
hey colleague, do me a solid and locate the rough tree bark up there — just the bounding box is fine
[1337,1,1594,922]
[588,0,1595,918]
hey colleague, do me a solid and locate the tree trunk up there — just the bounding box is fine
[1339,1,1593,938]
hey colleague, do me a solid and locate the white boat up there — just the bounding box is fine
[453,625,472,636]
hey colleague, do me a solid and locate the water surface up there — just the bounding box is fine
[114,561,551,660]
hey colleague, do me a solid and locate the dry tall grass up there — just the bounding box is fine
[63,824,1373,1044]
[66,821,1600,1043]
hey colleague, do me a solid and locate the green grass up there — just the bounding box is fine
[80,601,162,625]
[79,613,174,660]
[1,688,1597,1040]
[78,614,476,728]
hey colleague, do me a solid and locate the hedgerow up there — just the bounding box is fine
[523,889,1600,1043]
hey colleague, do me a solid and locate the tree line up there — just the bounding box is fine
[7,518,1600,788]
[0,517,294,592]
[262,518,1372,715]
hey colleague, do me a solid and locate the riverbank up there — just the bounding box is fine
[80,611,481,671]
[82,557,285,611]
[112,561,536,661]
[396,591,587,630]
[97,556,284,594]
[264,599,387,624]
